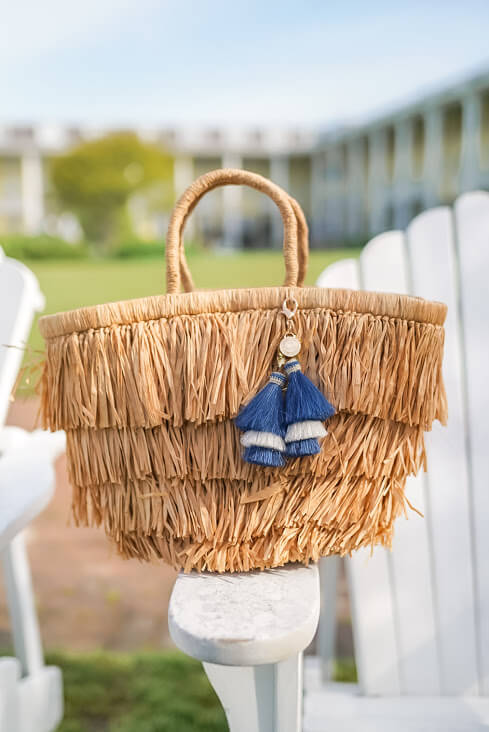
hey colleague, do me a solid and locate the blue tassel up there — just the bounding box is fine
[285,439,321,457]
[235,371,287,466]
[283,359,334,460]
[235,372,286,436]
[283,360,335,424]
[244,446,286,467]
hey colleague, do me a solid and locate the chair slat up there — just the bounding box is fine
[454,191,489,695]
[359,231,409,292]
[350,231,412,695]
[316,258,360,683]
[0,254,44,427]
[315,258,360,290]
[407,205,479,695]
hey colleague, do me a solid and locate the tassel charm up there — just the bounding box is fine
[234,371,286,467]
[283,359,335,457]
[235,297,336,467]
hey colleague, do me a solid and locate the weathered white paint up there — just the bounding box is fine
[169,564,320,666]
[170,564,319,731]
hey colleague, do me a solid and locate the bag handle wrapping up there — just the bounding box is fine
[166,168,308,294]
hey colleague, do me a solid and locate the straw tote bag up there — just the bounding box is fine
[39,169,447,573]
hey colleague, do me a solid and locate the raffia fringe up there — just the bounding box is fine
[40,298,447,431]
[65,413,425,487]
[39,285,446,571]
[74,471,410,572]
[112,523,399,573]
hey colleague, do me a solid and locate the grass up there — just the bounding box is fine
[44,649,356,732]
[47,650,227,732]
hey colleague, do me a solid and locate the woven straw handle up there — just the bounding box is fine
[166,168,309,294]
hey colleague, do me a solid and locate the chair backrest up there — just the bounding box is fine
[0,248,44,428]
[317,191,489,697]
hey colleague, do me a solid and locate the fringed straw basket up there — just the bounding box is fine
[39,169,447,572]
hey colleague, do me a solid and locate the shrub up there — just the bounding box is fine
[113,239,165,259]
[0,234,89,260]
[113,238,205,259]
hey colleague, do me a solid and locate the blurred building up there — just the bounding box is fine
[313,68,489,246]
[1,68,488,248]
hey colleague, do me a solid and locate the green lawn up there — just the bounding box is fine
[48,650,227,732]
[45,649,356,732]
[24,249,359,357]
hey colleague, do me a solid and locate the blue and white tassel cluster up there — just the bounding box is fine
[235,297,335,467]
[235,361,335,467]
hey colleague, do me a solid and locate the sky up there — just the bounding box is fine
[1,0,489,130]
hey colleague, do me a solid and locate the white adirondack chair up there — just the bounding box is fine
[0,246,64,732]
[306,191,489,731]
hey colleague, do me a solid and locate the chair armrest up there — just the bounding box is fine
[169,563,320,666]
[0,452,54,551]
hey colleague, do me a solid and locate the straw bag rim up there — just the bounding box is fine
[39,284,447,339]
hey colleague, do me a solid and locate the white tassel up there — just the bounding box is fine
[285,420,327,443]
[240,430,286,452]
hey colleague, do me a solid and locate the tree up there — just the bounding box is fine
[50,132,173,247]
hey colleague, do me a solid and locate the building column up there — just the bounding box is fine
[345,138,366,239]
[367,128,388,234]
[323,145,346,243]
[460,92,482,191]
[422,107,444,208]
[393,118,415,229]
[309,152,326,247]
[173,156,195,238]
[173,155,194,197]
[270,155,289,248]
[221,153,242,249]
[20,152,44,234]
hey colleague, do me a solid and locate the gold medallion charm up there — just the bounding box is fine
[279,334,301,358]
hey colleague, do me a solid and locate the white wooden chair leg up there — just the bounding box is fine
[1,532,44,676]
[204,653,303,732]
[0,658,21,730]
[318,555,339,682]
